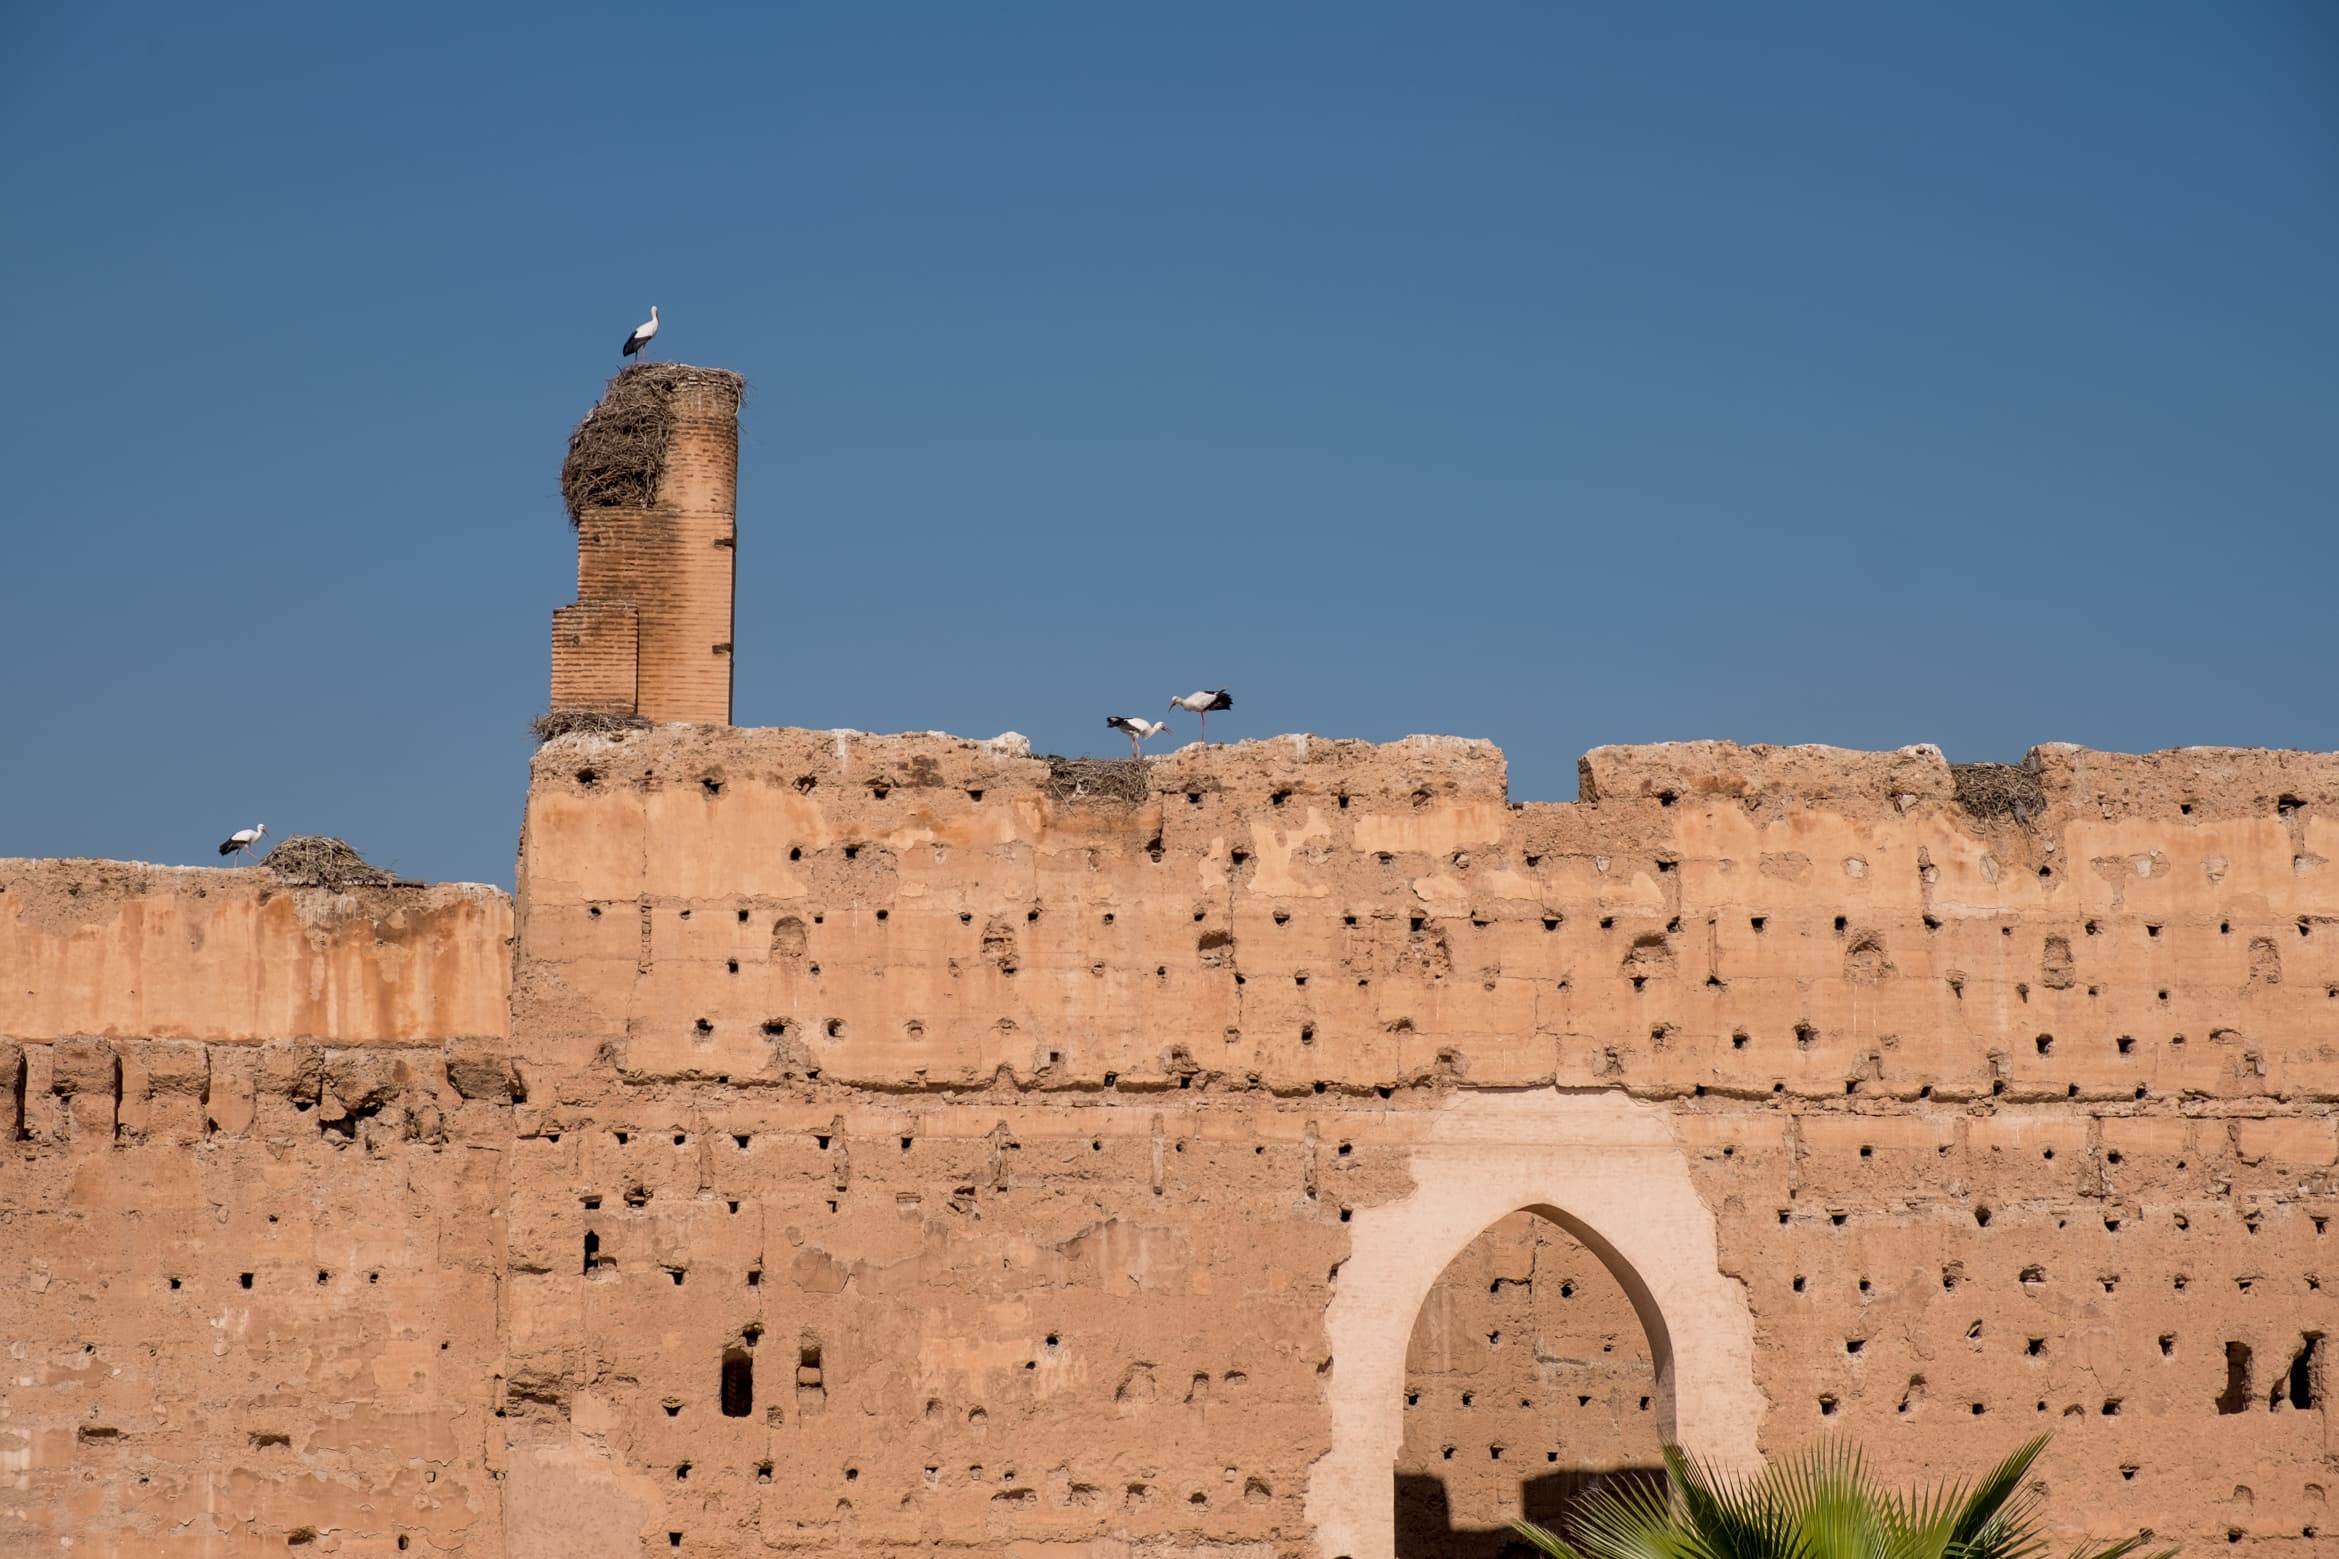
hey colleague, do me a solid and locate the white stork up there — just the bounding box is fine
[621,306,660,362]
[218,824,268,860]
[1106,716,1170,759]
[1168,688,1233,743]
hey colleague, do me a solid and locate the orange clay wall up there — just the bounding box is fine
[0,862,513,1557]
[5,730,2336,1558]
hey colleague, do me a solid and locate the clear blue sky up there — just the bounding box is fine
[2,4,2332,886]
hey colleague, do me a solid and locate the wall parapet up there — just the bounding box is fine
[0,857,511,1046]
[513,725,2339,1100]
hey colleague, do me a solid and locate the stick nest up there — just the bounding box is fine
[264,836,398,890]
[559,363,745,523]
[532,709,653,744]
[1951,761,2046,825]
[1044,756,1154,806]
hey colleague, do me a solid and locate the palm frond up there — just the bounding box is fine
[1512,1517,1591,1559]
[1765,1439,1884,1559]
[1666,1444,1796,1559]
[2061,1535,2179,1559]
[1938,1436,2052,1559]
[1509,1434,2174,1559]
[1558,1462,1711,1559]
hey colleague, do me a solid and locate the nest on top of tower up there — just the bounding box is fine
[559,363,747,524]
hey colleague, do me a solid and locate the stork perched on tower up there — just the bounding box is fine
[1169,688,1233,743]
[218,824,268,861]
[621,306,660,362]
[1106,716,1170,759]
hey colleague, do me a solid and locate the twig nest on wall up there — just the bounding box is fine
[263,837,396,890]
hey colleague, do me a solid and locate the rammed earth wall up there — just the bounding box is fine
[6,729,2336,1558]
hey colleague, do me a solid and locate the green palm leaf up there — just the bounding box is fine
[1508,1434,2172,1559]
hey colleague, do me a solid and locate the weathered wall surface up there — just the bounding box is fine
[0,864,515,1557]
[492,727,2337,1558]
[8,730,2338,1558]
[0,860,510,1045]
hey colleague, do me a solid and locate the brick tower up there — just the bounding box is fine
[550,366,743,724]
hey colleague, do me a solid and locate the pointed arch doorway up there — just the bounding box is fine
[1306,1094,1762,1559]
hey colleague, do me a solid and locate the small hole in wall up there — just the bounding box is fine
[1751,917,1766,933]
[789,847,802,861]
[240,1273,253,1289]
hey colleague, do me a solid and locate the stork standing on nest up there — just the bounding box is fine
[218,824,268,861]
[1169,688,1233,743]
[1106,716,1170,759]
[621,305,660,362]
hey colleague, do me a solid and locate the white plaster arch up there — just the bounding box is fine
[1306,1091,1761,1559]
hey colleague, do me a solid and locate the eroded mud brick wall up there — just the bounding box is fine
[8,734,2335,1557]
[502,728,2339,1558]
[0,862,515,1557]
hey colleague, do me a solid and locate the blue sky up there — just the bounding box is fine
[1,4,2332,886]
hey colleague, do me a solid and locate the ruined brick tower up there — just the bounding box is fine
[551,365,743,723]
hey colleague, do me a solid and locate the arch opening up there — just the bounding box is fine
[1304,1092,1760,1559]
[1395,1207,1666,1559]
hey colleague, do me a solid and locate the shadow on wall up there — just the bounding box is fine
[1395,1467,1667,1559]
